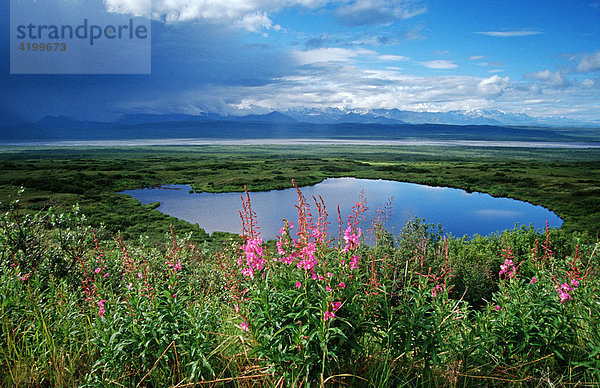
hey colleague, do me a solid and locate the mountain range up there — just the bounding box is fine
[3,107,598,130]
[1,107,598,144]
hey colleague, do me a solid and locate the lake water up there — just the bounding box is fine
[121,178,563,240]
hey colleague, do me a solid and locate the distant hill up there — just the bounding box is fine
[116,113,226,125]
[235,111,298,123]
[1,110,598,144]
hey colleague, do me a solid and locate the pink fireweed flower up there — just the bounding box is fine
[295,281,302,289]
[342,226,361,252]
[103,273,109,278]
[127,282,133,290]
[323,310,335,321]
[239,237,265,278]
[330,301,342,311]
[276,240,286,255]
[431,284,443,298]
[349,255,359,270]
[326,286,332,292]
[499,258,516,278]
[173,259,182,271]
[95,267,101,274]
[558,289,573,303]
[570,278,580,288]
[239,321,249,332]
[530,277,537,284]
[279,254,296,265]
[296,242,317,271]
[234,304,240,313]
[327,272,333,278]
[555,283,574,303]
[98,300,107,317]
[338,282,346,289]
[138,272,143,279]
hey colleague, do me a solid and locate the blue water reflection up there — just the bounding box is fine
[121,178,562,240]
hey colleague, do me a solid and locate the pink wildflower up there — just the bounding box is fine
[239,237,265,278]
[240,321,249,332]
[556,283,574,303]
[530,277,537,284]
[570,278,579,288]
[326,286,332,292]
[127,282,133,290]
[330,301,342,311]
[95,267,101,274]
[342,226,361,252]
[279,254,296,265]
[297,243,317,271]
[338,282,346,289]
[276,241,286,255]
[323,311,335,321]
[98,300,107,318]
[349,255,359,270]
[431,284,443,298]
[295,281,302,289]
[173,260,182,271]
[499,258,516,278]
[558,289,573,303]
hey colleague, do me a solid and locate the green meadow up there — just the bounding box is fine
[1,144,599,386]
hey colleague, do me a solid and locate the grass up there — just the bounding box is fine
[0,145,598,240]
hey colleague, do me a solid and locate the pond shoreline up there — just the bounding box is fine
[121,178,563,240]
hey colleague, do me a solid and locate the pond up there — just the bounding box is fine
[121,178,563,240]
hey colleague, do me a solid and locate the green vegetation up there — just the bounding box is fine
[1,185,599,386]
[0,145,598,239]
[1,144,599,386]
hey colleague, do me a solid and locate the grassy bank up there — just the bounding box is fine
[0,145,598,239]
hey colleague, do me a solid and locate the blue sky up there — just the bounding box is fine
[2,0,600,124]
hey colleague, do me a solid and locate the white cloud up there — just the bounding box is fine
[125,62,600,122]
[581,79,596,89]
[476,75,510,97]
[470,55,484,61]
[577,51,600,73]
[526,69,568,88]
[234,11,280,32]
[104,0,331,31]
[476,30,542,37]
[293,47,375,65]
[104,0,150,17]
[419,60,457,69]
[335,0,427,26]
[378,55,410,62]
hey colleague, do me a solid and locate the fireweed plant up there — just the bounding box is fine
[225,180,373,384]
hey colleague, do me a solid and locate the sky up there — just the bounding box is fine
[2,0,600,124]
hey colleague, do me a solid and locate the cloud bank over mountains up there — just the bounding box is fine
[1,0,599,125]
